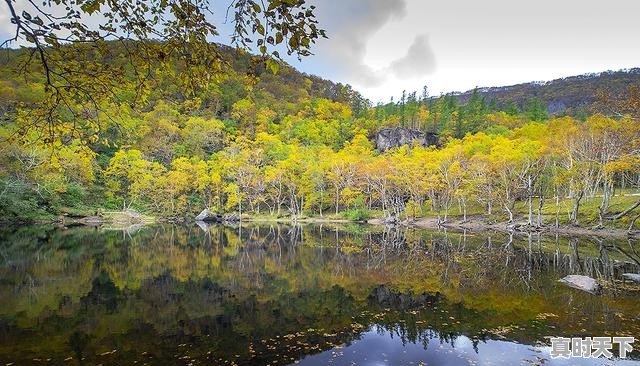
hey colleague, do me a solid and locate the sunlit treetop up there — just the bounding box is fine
[1,0,326,143]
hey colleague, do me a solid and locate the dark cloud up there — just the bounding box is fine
[310,0,407,87]
[389,35,436,80]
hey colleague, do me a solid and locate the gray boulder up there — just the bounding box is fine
[195,209,241,224]
[558,275,599,294]
[195,209,222,223]
[623,273,640,283]
[375,127,437,152]
[195,220,211,232]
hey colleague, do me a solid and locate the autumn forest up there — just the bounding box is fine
[0,42,638,233]
[2,0,640,364]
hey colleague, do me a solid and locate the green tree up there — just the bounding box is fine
[524,97,548,121]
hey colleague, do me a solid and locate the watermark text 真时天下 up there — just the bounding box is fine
[550,337,634,359]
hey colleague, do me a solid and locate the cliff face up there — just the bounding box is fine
[375,128,438,152]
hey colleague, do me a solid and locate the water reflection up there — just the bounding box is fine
[296,327,640,366]
[0,224,638,365]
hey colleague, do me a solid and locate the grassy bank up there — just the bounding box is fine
[4,191,638,238]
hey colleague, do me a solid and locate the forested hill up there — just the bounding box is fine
[215,44,369,116]
[1,41,639,227]
[447,68,640,116]
[0,42,368,122]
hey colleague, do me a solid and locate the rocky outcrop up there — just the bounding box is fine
[375,127,437,152]
[558,275,599,294]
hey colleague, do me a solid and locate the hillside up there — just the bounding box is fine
[448,68,640,116]
[216,44,369,115]
[0,42,368,122]
[0,42,638,231]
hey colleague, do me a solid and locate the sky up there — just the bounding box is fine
[291,0,640,102]
[2,0,640,103]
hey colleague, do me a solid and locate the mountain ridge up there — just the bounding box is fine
[434,68,640,115]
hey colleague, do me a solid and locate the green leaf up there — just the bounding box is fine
[266,59,279,74]
[288,36,298,49]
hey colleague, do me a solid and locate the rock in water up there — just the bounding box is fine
[623,273,640,283]
[195,209,209,221]
[195,220,211,232]
[558,275,599,293]
[195,209,238,223]
[195,209,221,222]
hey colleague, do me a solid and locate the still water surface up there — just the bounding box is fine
[0,223,639,365]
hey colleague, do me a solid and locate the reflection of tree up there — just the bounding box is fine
[81,271,120,313]
[613,239,640,266]
[68,331,90,364]
[1,224,640,364]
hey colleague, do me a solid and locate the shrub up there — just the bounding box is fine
[343,208,371,222]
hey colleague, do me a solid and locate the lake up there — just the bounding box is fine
[0,223,639,365]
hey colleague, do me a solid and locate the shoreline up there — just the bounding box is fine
[244,214,640,239]
[390,217,640,239]
[245,216,639,239]
[2,212,638,239]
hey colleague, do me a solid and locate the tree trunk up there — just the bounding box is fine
[276,182,282,215]
[605,200,640,220]
[555,194,560,228]
[628,213,640,234]
[300,196,304,217]
[527,175,533,225]
[505,203,514,223]
[597,180,612,227]
[537,194,545,227]
[571,191,584,225]
[462,199,467,222]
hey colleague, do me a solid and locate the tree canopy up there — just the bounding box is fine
[2,0,325,142]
